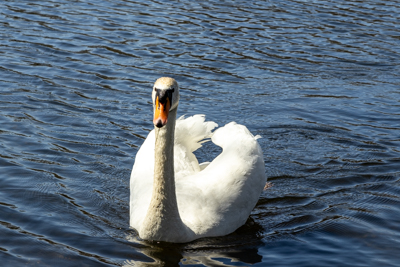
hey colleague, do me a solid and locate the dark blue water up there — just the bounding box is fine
[1,0,400,266]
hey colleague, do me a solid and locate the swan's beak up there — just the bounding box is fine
[153,95,171,128]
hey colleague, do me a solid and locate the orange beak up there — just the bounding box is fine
[153,96,171,128]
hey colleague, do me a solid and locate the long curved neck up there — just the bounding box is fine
[140,108,191,242]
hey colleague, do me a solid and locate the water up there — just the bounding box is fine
[1,0,400,266]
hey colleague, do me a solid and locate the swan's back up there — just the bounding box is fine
[130,115,266,239]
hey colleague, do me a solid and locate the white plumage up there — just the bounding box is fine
[130,77,266,243]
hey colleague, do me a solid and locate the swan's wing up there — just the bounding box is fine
[129,130,155,229]
[176,122,267,237]
[174,115,217,178]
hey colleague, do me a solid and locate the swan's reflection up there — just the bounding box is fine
[124,218,264,266]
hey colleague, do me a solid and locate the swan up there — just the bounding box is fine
[129,77,266,243]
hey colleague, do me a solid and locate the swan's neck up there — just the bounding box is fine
[140,108,191,242]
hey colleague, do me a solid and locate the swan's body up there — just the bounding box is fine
[130,77,266,243]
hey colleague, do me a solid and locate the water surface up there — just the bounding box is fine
[1,0,400,266]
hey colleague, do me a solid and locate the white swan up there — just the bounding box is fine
[129,77,266,243]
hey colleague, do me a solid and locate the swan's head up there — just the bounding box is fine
[152,77,180,128]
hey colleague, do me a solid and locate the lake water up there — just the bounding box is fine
[1,0,400,266]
